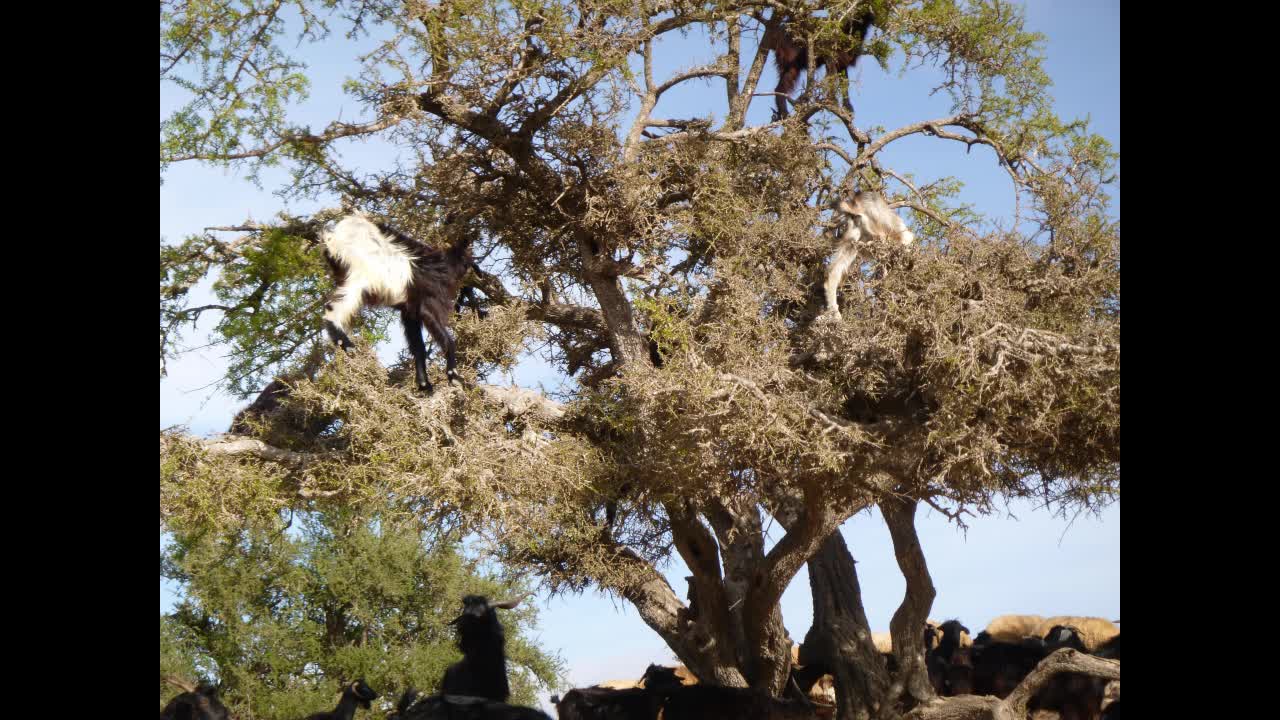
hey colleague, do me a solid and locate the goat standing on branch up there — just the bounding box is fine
[764,9,878,121]
[441,594,526,702]
[824,190,915,319]
[321,213,475,394]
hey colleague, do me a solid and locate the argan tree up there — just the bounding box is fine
[159,509,563,718]
[160,1,1119,718]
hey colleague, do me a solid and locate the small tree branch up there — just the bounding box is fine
[165,117,404,163]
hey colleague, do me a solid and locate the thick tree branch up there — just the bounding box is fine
[903,649,1119,720]
[1005,648,1119,716]
[200,435,327,469]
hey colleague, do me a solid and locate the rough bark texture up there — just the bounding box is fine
[881,497,938,708]
[667,502,751,687]
[903,649,1120,720]
[801,527,892,720]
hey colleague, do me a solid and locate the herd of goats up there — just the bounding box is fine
[160,594,1120,720]
[163,10,1117,720]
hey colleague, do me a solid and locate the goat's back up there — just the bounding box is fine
[556,687,659,720]
[1033,616,1119,651]
[159,690,230,720]
[839,192,913,246]
[655,685,812,720]
[323,215,415,304]
[393,693,552,720]
[984,614,1046,644]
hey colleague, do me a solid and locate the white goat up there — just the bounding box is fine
[824,191,915,318]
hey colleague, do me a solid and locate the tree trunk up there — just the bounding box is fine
[707,498,794,695]
[881,497,937,708]
[667,502,751,686]
[801,527,892,720]
[614,546,749,687]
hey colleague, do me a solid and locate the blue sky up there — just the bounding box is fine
[161,1,1118,710]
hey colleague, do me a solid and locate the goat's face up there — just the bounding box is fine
[350,679,379,708]
[1045,625,1085,651]
[940,620,971,644]
[641,664,682,691]
[922,623,941,651]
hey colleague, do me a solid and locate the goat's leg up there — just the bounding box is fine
[824,240,861,318]
[322,287,364,351]
[400,309,433,394]
[840,68,857,117]
[423,313,461,386]
[455,285,488,319]
[774,67,802,120]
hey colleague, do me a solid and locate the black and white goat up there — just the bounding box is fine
[321,213,475,394]
[441,594,525,703]
[823,191,915,319]
[303,679,380,720]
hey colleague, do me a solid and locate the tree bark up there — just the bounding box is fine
[613,546,748,687]
[739,490,846,696]
[575,234,650,366]
[881,497,937,708]
[903,649,1119,720]
[801,527,892,720]
[667,502,750,686]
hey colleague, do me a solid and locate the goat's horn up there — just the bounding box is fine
[489,592,530,610]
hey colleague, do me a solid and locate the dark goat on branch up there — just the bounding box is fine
[159,683,231,720]
[763,9,878,120]
[321,213,476,394]
[440,594,526,703]
[302,679,379,720]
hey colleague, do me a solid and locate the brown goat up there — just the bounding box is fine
[763,11,877,120]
